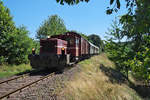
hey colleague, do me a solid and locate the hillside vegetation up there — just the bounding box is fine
[63,53,143,100]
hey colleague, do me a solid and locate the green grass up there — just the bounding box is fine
[0,64,32,78]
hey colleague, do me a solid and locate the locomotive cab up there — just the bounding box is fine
[29,37,67,69]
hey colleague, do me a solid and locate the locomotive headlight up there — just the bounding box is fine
[62,47,65,50]
[32,48,35,51]
[47,36,51,38]
[32,48,36,55]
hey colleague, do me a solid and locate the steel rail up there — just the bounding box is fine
[0,72,55,99]
[0,73,29,84]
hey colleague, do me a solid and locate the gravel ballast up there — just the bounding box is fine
[7,65,81,100]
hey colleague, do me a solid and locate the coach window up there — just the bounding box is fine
[76,38,79,46]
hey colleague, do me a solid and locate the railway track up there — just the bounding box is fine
[0,73,29,84]
[0,72,55,100]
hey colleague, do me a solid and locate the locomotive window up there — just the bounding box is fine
[41,41,55,53]
[65,37,74,46]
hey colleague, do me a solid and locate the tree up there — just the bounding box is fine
[105,0,150,83]
[7,26,35,64]
[36,15,67,39]
[88,34,101,47]
[105,19,134,79]
[0,1,35,65]
[0,0,16,64]
[119,0,150,83]
[106,18,123,42]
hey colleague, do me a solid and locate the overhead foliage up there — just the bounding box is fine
[55,0,137,14]
[36,15,67,39]
[56,0,89,5]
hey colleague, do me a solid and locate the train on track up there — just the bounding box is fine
[28,32,99,69]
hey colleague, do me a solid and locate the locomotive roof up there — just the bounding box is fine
[65,32,81,37]
[40,38,66,41]
[42,32,99,49]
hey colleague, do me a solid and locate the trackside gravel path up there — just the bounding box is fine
[3,65,80,100]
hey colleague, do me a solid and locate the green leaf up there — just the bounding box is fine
[116,0,120,9]
[76,0,79,4]
[110,0,114,5]
[56,0,60,3]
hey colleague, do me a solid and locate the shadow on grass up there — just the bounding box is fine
[99,64,128,84]
[99,64,150,99]
[132,85,150,99]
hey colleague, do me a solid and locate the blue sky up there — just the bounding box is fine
[3,0,127,40]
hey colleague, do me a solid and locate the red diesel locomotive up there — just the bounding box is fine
[28,32,99,69]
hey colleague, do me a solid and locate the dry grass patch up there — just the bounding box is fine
[63,53,142,100]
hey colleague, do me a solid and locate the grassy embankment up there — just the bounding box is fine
[63,53,142,100]
[0,64,32,78]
